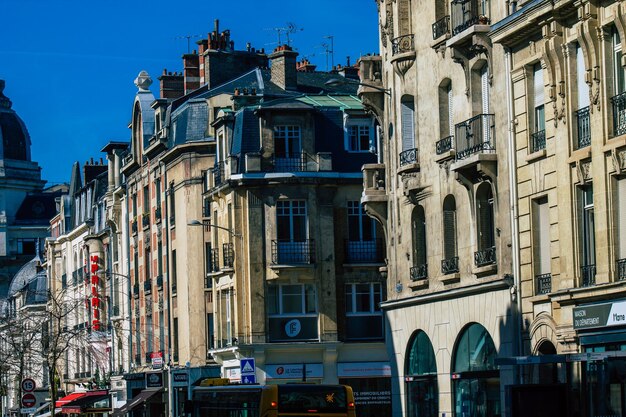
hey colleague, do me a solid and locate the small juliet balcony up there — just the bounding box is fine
[575,106,591,149]
[581,264,596,287]
[390,34,416,76]
[451,114,497,184]
[432,15,451,42]
[435,135,455,163]
[441,256,459,275]
[617,258,626,281]
[399,147,420,173]
[451,0,490,36]
[611,91,626,137]
[271,239,315,265]
[474,246,496,267]
[530,130,546,153]
[410,264,428,281]
[535,273,551,295]
[223,243,234,269]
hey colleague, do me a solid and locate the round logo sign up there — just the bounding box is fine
[21,379,36,393]
[285,319,301,337]
[21,393,36,408]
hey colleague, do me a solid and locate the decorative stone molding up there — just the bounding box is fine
[541,22,567,127]
[611,148,626,175]
[575,159,592,184]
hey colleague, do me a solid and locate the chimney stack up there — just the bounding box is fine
[269,45,298,91]
[158,69,184,99]
[183,51,200,94]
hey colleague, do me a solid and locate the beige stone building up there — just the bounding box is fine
[360,0,517,415]
[491,0,626,414]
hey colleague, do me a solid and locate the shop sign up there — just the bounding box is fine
[151,352,163,369]
[265,363,323,380]
[171,371,188,388]
[146,372,163,388]
[337,362,391,378]
[573,300,626,330]
[225,367,241,382]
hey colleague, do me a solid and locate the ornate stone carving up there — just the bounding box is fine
[576,159,592,184]
[134,71,153,92]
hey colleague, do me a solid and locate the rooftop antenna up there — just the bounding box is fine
[175,34,202,54]
[323,35,334,69]
[266,22,303,47]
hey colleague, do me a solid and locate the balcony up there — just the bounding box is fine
[612,92,626,137]
[357,55,385,117]
[271,240,315,265]
[268,315,319,342]
[242,152,332,173]
[576,106,591,149]
[208,248,220,273]
[535,273,552,294]
[399,147,419,169]
[344,239,384,264]
[441,256,460,275]
[410,264,428,281]
[212,162,225,188]
[72,270,77,286]
[451,114,497,183]
[474,246,496,267]
[432,15,451,41]
[390,34,416,76]
[361,164,387,235]
[451,0,490,36]
[581,264,596,287]
[531,130,546,153]
[618,258,626,281]
[223,243,234,269]
[111,305,120,317]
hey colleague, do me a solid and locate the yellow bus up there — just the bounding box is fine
[191,383,356,417]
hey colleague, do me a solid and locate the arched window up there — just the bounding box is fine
[442,195,458,274]
[452,323,500,417]
[475,183,495,266]
[411,205,427,280]
[405,330,438,417]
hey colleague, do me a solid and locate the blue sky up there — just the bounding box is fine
[0,0,379,185]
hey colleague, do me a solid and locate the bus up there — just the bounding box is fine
[190,383,356,417]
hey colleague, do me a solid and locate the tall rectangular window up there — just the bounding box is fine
[346,123,372,152]
[159,310,165,353]
[143,185,150,213]
[277,200,307,241]
[173,318,179,362]
[171,249,177,293]
[155,178,161,207]
[579,185,596,286]
[146,313,153,358]
[274,125,302,171]
[132,193,137,218]
[345,283,383,340]
[401,97,416,151]
[533,197,551,294]
[577,44,590,109]
[617,178,626,280]
[533,63,545,136]
[169,182,175,224]
[144,247,151,281]
[614,29,625,95]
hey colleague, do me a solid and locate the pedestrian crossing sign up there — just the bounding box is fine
[240,358,255,375]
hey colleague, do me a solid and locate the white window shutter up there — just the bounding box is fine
[577,45,590,108]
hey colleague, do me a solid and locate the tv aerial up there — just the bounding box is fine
[266,22,303,47]
[175,34,202,53]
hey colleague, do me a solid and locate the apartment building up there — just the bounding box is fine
[360,0,517,415]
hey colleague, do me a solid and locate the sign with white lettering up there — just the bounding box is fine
[573,301,626,330]
[265,363,323,380]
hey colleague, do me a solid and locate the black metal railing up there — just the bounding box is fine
[271,239,316,264]
[212,162,225,187]
[451,0,489,35]
[455,114,495,160]
[223,243,234,268]
[209,248,220,273]
[474,246,496,267]
[617,258,626,281]
[432,16,450,39]
[436,135,454,155]
[612,92,626,137]
[271,153,312,172]
[344,239,384,263]
[410,264,428,281]
[576,106,591,148]
[441,256,459,274]
[134,354,141,365]
[391,34,415,55]
[535,273,552,294]
[399,148,419,166]
[581,264,596,287]
[531,130,546,153]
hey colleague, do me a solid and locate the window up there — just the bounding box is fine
[576,44,591,148]
[475,183,496,266]
[533,197,551,294]
[346,201,380,263]
[207,312,214,349]
[168,182,175,224]
[171,249,177,293]
[617,178,626,280]
[274,125,302,170]
[406,331,438,417]
[159,309,165,353]
[132,193,137,218]
[345,283,383,340]
[144,247,151,281]
[146,313,153,358]
[275,200,310,264]
[173,317,179,362]
[612,29,626,137]
[143,185,150,212]
[401,96,416,152]
[267,284,318,342]
[346,122,372,152]
[531,63,546,152]
[135,316,141,364]
[411,205,427,280]
[442,196,458,274]
[218,289,233,347]
[133,250,139,285]
[17,238,37,255]
[438,80,453,142]
[579,185,596,286]
[155,178,161,207]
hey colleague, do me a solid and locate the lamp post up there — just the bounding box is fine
[324,78,391,95]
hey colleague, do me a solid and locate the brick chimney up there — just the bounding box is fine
[270,45,298,91]
[197,39,209,85]
[158,69,184,99]
[296,58,317,72]
[183,51,200,94]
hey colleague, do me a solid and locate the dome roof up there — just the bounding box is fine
[7,255,41,297]
[0,80,31,162]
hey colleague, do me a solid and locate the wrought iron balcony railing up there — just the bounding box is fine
[344,239,384,263]
[410,264,428,281]
[399,148,419,166]
[474,246,496,267]
[531,130,546,153]
[451,0,490,35]
[223,243,234,268]
[271,152,319,172]
[441,256,459,275]
[212,162,225,188]
[432,16,450,39]
[617,258,626,281]
[271,239,316,264]
[576,106,591,149]
[391,34,415,55]
[581,264,596,287]
[208,248,220,273]
[535,273,552,294]
[436,135,454,155]
[612,92,626,137]
[455,114,495,160]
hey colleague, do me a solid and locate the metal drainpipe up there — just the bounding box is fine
[505,47,523,382]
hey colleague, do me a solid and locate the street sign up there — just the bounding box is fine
[21,378,36,392]
[21,393,36,408]
[240,358,255,384]
[21,408,36,414]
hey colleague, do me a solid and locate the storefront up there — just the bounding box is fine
[265,363,324,384]
[337,362,391,417]
[60,390,110,416]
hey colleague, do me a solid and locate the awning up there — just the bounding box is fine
[111,388,163,417]
[61,390,110,414]
[55,392,87,408]
[30,402,51,417]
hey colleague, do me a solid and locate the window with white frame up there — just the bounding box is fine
[579,185,596,286]
[532,63,545,137]
[345,121,372,152]
[267,284,317,315]
[344,283,384,340]
[533,197,551,294]
[346,201,379,263]
[277,200,307,242]
[274,125,301,157]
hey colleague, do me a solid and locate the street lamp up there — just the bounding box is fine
[187,220,241,238]
[324,78,391,95]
